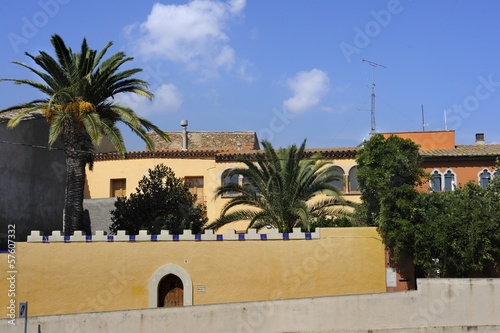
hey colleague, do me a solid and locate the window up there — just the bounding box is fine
[479,169,491,188]
[443,170,455,191]
[242,175,260,195]
[328,166,345,192]
[110,179,126,197]
[348,166,358,192]
[185,177,204,205]
[221,169,240,197]
[431,169,456,192]
[430,170,442,192]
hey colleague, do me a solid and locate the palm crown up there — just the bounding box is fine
[1,34,169,234]
[207,139,353,233]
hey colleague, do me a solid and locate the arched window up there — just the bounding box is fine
[221,169,240,197]
[158,274,184,307]
[430,170,442,192]
[242,175,260,195]
[348,166,358,192]
[479,169,491,188]
[328,166,345,192]
[443,169,456,191]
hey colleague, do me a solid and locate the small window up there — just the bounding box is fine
[443,170,455,191]
[348,166,358,192]
[185,177,204,205]
[111,179,126,197]
[221,170,240,197]
[430,171,442,192]
[479,169,491,188]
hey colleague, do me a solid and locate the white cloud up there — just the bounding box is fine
[115,83,183,116]
[283,69,330,114]
[127,0,245,77]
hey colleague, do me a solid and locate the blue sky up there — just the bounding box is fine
[1,0,500,151]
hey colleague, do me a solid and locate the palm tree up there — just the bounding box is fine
[207,139,353,233]
[0,34,169,235]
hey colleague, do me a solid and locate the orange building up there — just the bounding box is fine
[382,130,500,191]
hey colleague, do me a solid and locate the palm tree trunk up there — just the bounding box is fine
[64,155,86,235]
[63,125,93,235]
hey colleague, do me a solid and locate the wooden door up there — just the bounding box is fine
[158,274,184,307]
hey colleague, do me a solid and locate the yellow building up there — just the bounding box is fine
[85,127,361,232]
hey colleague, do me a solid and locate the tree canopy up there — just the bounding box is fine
[206,139,353,233]
[356,133,500,278]
[0,35,169,234]
[355,134,426,226]
[110,164,207,235]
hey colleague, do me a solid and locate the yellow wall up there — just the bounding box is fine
[85,157,361,226]
[0,227,385,317]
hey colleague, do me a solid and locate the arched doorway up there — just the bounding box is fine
[148,264,193,308]
[158,274,184,307]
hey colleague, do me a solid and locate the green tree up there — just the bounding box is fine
[355,134,426,226]
[0,35,169,235]
[410,181,500,277]
[110,164,207,235]
[206,139,353,233]
[354,134,500,278]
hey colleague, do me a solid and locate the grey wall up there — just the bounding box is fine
[1,279,498,333]
[0,117,66,249]
[83,198,117,233]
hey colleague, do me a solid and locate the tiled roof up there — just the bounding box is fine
[93,147,359,162]
[148,131,260,151]
[421,144,500,159]
[93,148,228,161]
[215,147,359,162]
[92,144,500,162]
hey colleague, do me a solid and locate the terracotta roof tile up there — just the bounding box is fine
[421,144,500,158]
[215,147,359,162]
[93,148,228,161]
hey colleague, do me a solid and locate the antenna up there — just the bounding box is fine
[421,104,428,131]
[444,109,448,130]
[363,59,386,133]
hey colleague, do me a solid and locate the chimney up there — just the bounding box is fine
[181,119,188,151]
[475,133,485,145]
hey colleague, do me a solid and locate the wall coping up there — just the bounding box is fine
[26,228,320,243]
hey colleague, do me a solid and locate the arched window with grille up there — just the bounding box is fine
[430,170,442,192]
[478,169,492,188]
[443,169,456,191]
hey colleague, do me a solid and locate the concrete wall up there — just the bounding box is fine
[0,118,66,248]
[0,227,386,318]
[1,279,498,333]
